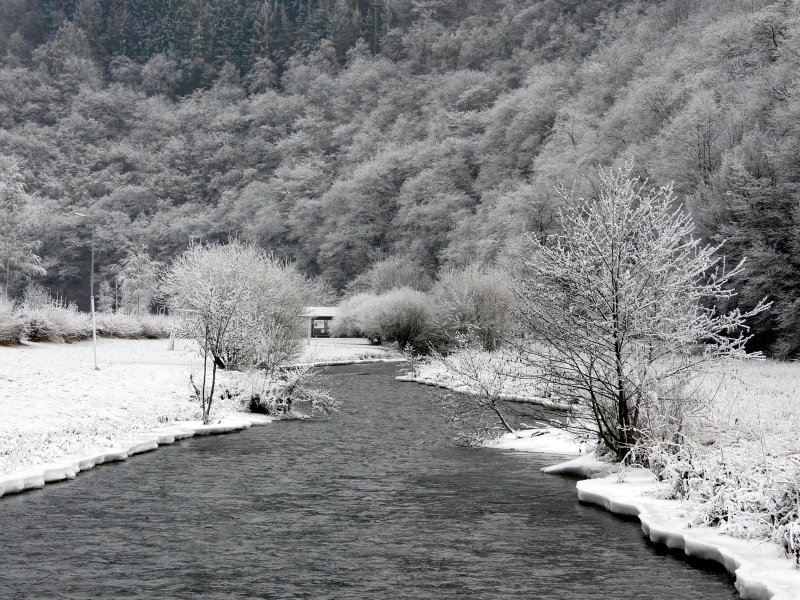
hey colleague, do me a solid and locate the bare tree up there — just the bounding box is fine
[511,164,769,460]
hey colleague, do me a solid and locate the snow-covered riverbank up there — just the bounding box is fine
[577,467,800,600]
[0,337,401,490]
[484,427,800,600]
[403,355,800,600]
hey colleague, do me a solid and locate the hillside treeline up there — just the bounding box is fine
[0,0,799,357]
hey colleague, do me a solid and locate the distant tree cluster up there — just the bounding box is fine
[334,256,512,352]
[0,0,799,356]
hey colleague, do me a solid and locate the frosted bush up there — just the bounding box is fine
[335,288,437,350]
[0,296,25,344]
[22,302,92,342]
[431,265,513,351]
[96,312,144,338]
[91,312,170,339]
[23,311,58,342]
[221,367,339,418]
[139,314,171,338]
[636,438,800,566]
[22,283,52,309]
[332,292,381,338]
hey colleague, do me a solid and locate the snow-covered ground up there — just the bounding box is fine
[398,350,570,410]
[0,337,402,487]
[485,427,587,455]
[294,337,403,365]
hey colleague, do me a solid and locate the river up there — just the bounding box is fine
[0,362,737,599]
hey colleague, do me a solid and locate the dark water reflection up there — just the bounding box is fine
[0,363,737,599]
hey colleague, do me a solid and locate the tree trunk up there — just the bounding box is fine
[493,404,515,435]
[204,361,217,424]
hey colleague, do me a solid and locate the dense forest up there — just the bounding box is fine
[0,0,799,357]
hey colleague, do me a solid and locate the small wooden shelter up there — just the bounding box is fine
[301,306,339,338]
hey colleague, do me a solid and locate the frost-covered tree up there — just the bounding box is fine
[347,256,431,295]
[162,240,307,423]
[0,157,44,298]
[117,249,161,316]
[431,265,512,351]
[512,164,769,460]
[345,287,435,350]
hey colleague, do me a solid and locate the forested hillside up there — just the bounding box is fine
[1,0,799,356]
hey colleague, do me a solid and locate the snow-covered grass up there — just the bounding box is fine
[0,338,213,476]
[627,359,800,566]
[698,358,800,454]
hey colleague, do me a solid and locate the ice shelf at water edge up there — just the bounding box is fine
[0,414,274,498]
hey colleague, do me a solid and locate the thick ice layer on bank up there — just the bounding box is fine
[541,451,617,477]
[576,468,800,600]
[0,414,273,498]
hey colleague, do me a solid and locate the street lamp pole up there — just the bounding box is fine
[75,212,99,370]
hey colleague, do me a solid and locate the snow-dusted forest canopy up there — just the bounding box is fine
[1,0,799,357]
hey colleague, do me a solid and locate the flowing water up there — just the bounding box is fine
[0,363,737,599]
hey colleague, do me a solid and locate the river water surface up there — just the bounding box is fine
[1,363,737,599]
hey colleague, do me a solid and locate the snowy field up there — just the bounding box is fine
[0,337,401,479]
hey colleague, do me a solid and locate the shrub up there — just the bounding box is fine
[139,313,172,338]
[22,283,51,309]
[363,287,435,350]
[22,302,92,343]
[226,366,340,418]
[24,312,58,342]
[0,296,24,344]
[96,312,145,338]
[332,292,381,338]
[431,265,513,351]
[334,288,435,350]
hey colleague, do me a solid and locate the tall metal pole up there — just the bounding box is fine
[90,223,98,370]
[75,211,99,370]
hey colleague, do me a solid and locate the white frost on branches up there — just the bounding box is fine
[512,163,769,458]
[162,240,308,423]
